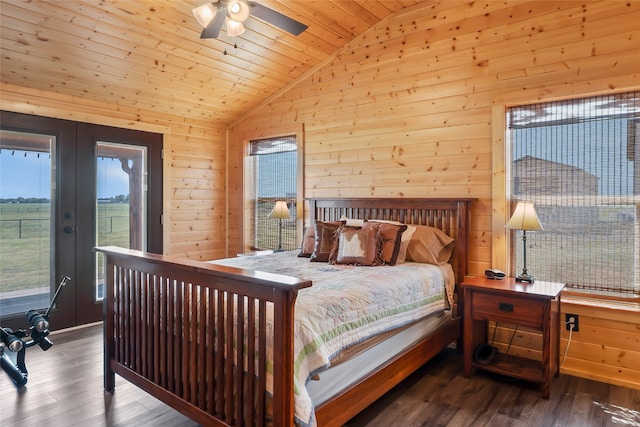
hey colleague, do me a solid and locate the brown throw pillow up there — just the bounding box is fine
[332,227,380,266]
[405,225,455,265]
[362,221,407,265]
[310,220,343,262]
[366,220,415,264]
[298,226,316,257]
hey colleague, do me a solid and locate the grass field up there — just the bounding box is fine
[3,202,634,295]
[0,203,129,294]
[255,200,297,251]
[0,200,295,294]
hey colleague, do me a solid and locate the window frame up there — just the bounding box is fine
[491,91,640,300]
[242,126,304,253]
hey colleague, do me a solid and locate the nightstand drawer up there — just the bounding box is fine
[471,291,544,329]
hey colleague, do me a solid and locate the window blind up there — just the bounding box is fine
[249,135,297,251]
[508,91,640,296]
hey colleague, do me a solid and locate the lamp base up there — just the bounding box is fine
[515,273,534,283]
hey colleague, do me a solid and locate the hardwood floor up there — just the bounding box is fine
[2,322,639,426]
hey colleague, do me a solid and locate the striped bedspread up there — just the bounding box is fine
[210,250,454,426]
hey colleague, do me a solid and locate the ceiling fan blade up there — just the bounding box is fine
[200,10,226,39]
[248,2,308,35]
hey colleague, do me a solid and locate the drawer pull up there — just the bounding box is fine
[499,302,514,312]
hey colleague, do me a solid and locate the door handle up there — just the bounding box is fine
[64,226,75,234]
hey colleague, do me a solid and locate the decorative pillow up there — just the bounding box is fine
[331,227,380,266]
[367,219,415,264]
[298,226,316,258]
[310,220,343,262]
[362,221,407,265]
[406,225,455,265]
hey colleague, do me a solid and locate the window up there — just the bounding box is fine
[248,135,297,251]
[508,91,639,297]
[95,141,148,301]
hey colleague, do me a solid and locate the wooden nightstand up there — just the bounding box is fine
[461,276,565,398]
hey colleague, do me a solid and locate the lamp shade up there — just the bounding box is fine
[226,18,246,37]
[505,202,544,231]
[268,201,290,220]
[227,0,250,22]
[192,3,217,28]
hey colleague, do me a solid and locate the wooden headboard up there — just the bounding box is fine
[306,198,475,284]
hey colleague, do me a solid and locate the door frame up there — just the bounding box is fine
[1,112,77,329]
[0,111,162,330]
[76,122,163,325]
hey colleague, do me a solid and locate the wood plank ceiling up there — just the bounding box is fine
[0,0,424,126]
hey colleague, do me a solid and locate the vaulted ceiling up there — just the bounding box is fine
[1,0,425,126]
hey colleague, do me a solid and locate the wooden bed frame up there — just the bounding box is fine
[96,197,473,427]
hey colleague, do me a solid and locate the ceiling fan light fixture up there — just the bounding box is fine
[193,3,217,28]
[226,18,246,37]
[194,0,307,40]
[227,0,250,23]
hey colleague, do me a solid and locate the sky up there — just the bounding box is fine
[256,150,297,198]
[509,95,639,196]
[0,149,129,199]
[511,119,635,196]
[0,145,293,200]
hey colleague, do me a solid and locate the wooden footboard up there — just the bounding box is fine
[96,246,311,427]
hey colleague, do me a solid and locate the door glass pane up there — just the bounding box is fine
[0,130,54,316]
[95,142,147,301]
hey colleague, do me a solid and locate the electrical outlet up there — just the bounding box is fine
[565,313,579,332]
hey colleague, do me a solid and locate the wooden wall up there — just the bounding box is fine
[560,297,640,390]
[229,1,640,389]
[0,83,227,261]
[2,0,638,392]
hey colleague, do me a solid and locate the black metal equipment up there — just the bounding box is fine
[0,275,70,387]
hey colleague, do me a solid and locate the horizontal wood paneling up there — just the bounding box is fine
[559,299,640,390]
[0,1,422,124]
[230,0,640,271]
[229,0,640,388]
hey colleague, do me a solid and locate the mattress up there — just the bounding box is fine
[210,250,454,426]
[306,309,452,406]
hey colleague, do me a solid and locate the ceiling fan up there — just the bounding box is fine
[193,0,308,39]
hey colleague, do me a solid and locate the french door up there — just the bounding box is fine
[0,111,162,330]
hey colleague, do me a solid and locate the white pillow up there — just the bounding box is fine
[339,215,365,227]
[396,225,416,263]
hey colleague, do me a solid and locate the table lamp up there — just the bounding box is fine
[505,202,543,283]
[268,201,290,252]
